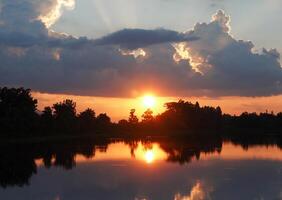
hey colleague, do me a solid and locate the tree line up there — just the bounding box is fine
[1,87,282,137]
[0,87,113,136]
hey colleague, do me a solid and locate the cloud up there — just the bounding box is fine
[93,28,198,50]
[172,10,282,96]
[0,0,48,42]
[211,9,231,33]
[0,2,281,98]
[38,0,75,28]
[0,0,83,48]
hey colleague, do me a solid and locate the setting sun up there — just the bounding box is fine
[143,95,156,108]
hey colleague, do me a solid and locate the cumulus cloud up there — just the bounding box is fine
[38,0,75,28]
[172,10,282,96]
[211,9,231,33]
[0,1,281,98]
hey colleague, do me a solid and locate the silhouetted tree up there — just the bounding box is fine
[128,109,138,124]
[0,87,38,135]
[156,100,222,132]
[78,108,96,133]
[42,106,53,118]
[142,109,154,123]
[40,106,54,133]
[96,113,111,132]
[118,119,128,125]
[53,99,77,133]
[118,119,129,130]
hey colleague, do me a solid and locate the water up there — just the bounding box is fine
[0,137,282,200]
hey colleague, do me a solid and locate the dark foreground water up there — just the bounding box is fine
[0,136,282,200]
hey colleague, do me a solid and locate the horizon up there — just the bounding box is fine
[32,91,282,122]
[1,0,282,120]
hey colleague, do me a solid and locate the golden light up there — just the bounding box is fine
[144,150,155,164]
[143,95,156,108]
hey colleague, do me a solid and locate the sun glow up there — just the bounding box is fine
[144,150,155,164]
[143,95,156,108]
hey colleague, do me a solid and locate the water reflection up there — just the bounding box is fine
[144,150,154,164]
[1,135,282,199]
[174,181,211,200]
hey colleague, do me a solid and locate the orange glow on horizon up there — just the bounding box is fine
[32,92,169,122]
[32,91,282,122]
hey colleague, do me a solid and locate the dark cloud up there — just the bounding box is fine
[0,0,48,46]
[93,28,198,50]
[0,1,281,98]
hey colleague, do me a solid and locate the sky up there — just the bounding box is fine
[1,0,282,121]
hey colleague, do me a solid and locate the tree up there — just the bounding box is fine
[79,108,95,121]
[0,87,38,134]
[42,107,53,118]
[78,108,96,132]
[52,99,77,133]
[53,99,76,119]
[158,100,223,131]
[40,106,54,132]
[118,119,128,126]
[96,113,111,131]
[128,109,138,124]
[142,109,154,123]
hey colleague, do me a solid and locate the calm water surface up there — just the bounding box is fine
[1,138,282,200]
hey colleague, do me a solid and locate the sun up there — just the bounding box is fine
[144,150,155,164]
[143,95,156,108]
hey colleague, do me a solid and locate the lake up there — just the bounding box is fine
[0,136,282,200]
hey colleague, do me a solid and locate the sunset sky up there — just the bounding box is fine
[1,0,282,121]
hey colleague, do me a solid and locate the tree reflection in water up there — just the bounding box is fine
[1,134,282,188]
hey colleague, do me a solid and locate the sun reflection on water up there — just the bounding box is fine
[174,181,211,200]
[144,150,155,164]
